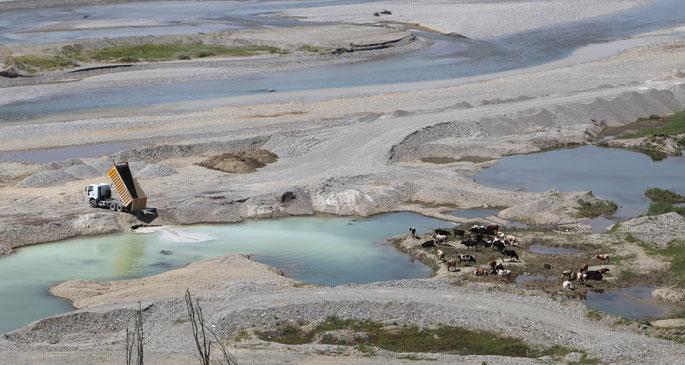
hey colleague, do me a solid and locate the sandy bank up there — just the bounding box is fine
[50,254,295,309]
[282,0,651,39]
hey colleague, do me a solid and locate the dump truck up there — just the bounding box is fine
[85,162,147,212]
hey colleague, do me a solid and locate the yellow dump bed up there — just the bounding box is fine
[107,162,147,212]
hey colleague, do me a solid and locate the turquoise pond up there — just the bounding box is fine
[0,212,447,333]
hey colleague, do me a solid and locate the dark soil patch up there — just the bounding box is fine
[197,149,278,174]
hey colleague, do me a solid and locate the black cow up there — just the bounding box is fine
[461,238,478,249]
[458,254,476,263]
[492,239,505,252]
[435,229,452,236]
[502,249,519,261]
[584,268,609,281]
[421,240,435,248]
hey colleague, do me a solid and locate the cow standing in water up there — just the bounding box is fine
[408,227,417,239]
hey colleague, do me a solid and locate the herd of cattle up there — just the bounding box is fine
[409,225,613,290]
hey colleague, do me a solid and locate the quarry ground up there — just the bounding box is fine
[1,0,685,363]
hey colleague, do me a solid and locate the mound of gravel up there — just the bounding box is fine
[615,212,685,247]
[86,159,114,174]
[17,170,75,188]
[137,164,177,177]
[65,164,102,179]
[42,158,84,171]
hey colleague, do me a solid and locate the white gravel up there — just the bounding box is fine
[136,163,177,177]
[64,164,102,179]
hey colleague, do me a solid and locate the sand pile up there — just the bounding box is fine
[137,163,177,177]
[49,254,294,308]
[197,149,278,174]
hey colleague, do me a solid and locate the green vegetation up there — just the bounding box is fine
[648,241,685,284]
[297,45,332,54]
[6,43,284,73]
[89,44,282,62]
[258,317,574,358]
[646,202,685,217]
[8,55,77,74]
[644,188,685,203]
[586,309,603,321]
[620,111,685,139]
[234,330,250,342]
[575,200,618,218]
[568,353,601,365]
[354,344,377,356]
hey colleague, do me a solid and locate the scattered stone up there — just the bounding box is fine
[0,246,11,255]
[197,149,278,174]
[652,286,685,304]
[137,163,177,177]
[614,213,685,247]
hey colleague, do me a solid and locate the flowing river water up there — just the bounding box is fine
[1,0,685,120]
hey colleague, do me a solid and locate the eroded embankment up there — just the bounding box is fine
[389,84,685,164]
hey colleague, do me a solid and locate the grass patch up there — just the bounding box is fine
[6,43,284,73]
[619,111,685,139]
[645,188,685,203]
[646,202,685,217]
[355,344,377,356]
[568,353,601,365]
[89,44,282,62]
[8,55,77,74]
[234,330,250,342]
[644,241,685,284]
[586,309,603,321]
[259,317,574,358]
[297,45,332,54]
[420,156,458,164]
[575,199,618,218]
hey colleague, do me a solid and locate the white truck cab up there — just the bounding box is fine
[86,183,112,207]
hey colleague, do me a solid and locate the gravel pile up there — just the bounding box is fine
[137,163,177,177]
[85,159,114,174]
[65,164,102,179]
[41,158,84,171]
[16,170,75,188]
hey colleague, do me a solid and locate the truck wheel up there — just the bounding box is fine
[110,203,117,211]
[116,204,123,212]
[89,199,97,208]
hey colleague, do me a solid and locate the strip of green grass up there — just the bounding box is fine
[620,111,685,139]
[8,55,77,74]
[575,199,618,218]
[646,202,685,217]
[88,44,282,62]
[645,188,685,203]
[258,317,574,358]
[6,43,284,73]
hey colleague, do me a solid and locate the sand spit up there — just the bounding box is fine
[50,254,295,309]
[282,0,651,38]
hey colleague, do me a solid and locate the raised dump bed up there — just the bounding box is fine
[107,162,147,212]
